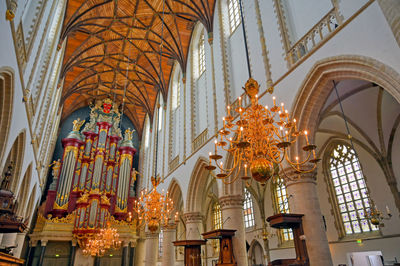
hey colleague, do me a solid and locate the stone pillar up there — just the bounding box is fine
[13,232,26,258]
[134,238,145,266]
[122,242,129,266]
[219,194,248,266]
[144,232,158,266]
[69,240,77,266]
[1,233,17,255]
[161,224,176,266]
[38,240,48,266]
[129,245,135,266]
[285,169,333,266]
[25,240,37,266]
[183,212,203,240]
[94,256,100,266]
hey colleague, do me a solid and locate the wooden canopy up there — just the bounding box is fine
[59,0,216,136]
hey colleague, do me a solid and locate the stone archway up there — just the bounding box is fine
[16,163,32,216]
[186,156,211,213]
[292,55,400,142]
[0,67,14,171]
[248,240,265,266]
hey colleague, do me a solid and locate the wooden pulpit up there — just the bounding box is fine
[266,213,309,266]
[202,229,237,266]
[173,240,206,266]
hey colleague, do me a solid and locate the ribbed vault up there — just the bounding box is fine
[59,0,216,135]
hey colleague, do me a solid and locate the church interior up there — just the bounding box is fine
[1,0,400,265]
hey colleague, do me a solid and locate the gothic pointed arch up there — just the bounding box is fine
[168,178,184,213]
[2,130,26,194]
[24,184,38,225]
[0,67,14,170]
[186,156,214,212]
[291,55,400,143]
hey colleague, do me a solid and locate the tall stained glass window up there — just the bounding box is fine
[328,144,378,234]
[243,188,255,228]
[228,0,241,34]
[213,202,222,230]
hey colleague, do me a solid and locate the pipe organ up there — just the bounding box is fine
[44,98,137,232]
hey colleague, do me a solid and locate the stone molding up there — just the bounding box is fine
[145,232,159,239]
[219,194,243,209]
[183,212,204,223]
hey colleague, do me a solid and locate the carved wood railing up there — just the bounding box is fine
[192,128,208,152]
[286,7,342,66]
[169,155,180,173]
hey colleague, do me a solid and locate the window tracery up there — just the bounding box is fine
[228,0,241,34]
[213,202,222,230]
[326,143,378,235]
[273,180,293,242]
[243,188,255,228]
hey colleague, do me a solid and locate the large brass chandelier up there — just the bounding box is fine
[205,0,319,185]
[206,78,319,184]
[134,176,176,233]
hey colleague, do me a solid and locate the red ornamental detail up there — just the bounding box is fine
[103,103,112,113]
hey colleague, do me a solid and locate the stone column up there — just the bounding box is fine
[1,233,17,255]
[38,240,48,266]
[161,224,176,266]
[69,240,77,266]
[134,238,145,266]
[129,244,135,266]
[13,233,26,258]
[25,240,37,266]
[183,212,204,240]
[122,242,129,266]
[219,195,248,266]
[144,232,158,266]
[285,169,333,266]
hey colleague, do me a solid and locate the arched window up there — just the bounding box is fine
[144,116,150,149]
[243,188,255,228]
[198,33,205,76]
[172,71,181,110]
[213,202,222,229]
[273,180,293,242]
[228,0,241,34]
[327,143,378,235]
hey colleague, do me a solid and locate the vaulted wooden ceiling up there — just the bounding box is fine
[59,0,216,136]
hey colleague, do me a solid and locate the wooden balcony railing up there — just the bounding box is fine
[169,155,180,173]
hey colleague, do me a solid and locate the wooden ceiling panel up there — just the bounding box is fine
[59,0,216,136]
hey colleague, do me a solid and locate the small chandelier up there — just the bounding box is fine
[134,176,177,233]
[81,221,121,257]
[206,78,319,184]
[364,200,392,227]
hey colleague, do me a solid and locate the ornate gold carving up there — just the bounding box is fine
[124,128,134,140]
[77,192,89,203]
[6,9,15,21]
[72,118,85,131]
[49,213,75,224]
[53,201,68,210]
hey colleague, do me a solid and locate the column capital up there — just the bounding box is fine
[163,223,177,231]
[29,240,38,247]
[40,240,48,246]
[183,212,203,223]
[219,194,243,209]
[145,232,159,239]
[71,239,77,246]
[280,165,317,185]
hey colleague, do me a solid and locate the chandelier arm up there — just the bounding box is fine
[285,150,313,166]
[220,172,240,184]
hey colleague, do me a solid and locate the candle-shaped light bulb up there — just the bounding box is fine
[244,163,248,176]
[273,96,276,106]
[227,105,231,116]
[238,96,242,106]
[296,156,299,163]
[281,102,285,112]
[304,130,309,144]
[265,105,268,110]
[209,152,212,164]
[293,118,297,131]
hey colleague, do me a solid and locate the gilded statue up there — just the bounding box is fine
[72,118,85,131]
[131,168,139,182]
[125,128,135,140]
[50,159,61,179]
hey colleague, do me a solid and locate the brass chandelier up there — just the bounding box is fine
[133,176,177,233]
[82,221,122,257]
[206,78,319,184]
[205,0,319,184]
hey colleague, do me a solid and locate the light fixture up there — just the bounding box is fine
[205,0,319,184]
[81,221,121,257]
[133,176,177,233]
